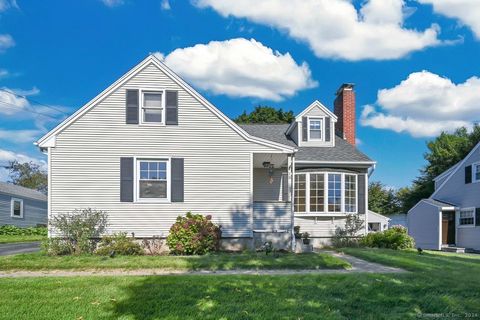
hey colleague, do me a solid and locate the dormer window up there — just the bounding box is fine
[308,117,323,141]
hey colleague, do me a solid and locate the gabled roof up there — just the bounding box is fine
[0,182,47,202]
[36,55,296,153]
[367,210,391,221]
[240,124,374,164]
[286,100,338,136]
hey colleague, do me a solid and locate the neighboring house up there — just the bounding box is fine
[367,210,390,232]
[36,55,375,250]
[0,182,47,227]
[408,142,480,251]
[388,213,407,228]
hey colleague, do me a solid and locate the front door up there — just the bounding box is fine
[442,211,456,245]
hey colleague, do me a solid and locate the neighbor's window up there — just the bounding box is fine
[309,118,323,140]
[11,198,23,218]
[459,208,474,226]
[142,92,163,123]
[345,174,357,213]
[309,173,325,212]
[328,173,342,212]
[474,163,480,182]
[138,160,168,199]
[294,174,306,212]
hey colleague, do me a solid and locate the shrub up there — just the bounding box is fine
[44,208,108,255]
[41,238,73,256]
[166,212,221,255]
[332,214,364,248]
[96,232,144,256]
[142,236,167,255]
[362,225,415,250]
[0,225,47,236]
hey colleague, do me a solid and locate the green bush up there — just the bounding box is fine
[44,208,108,255]
[0,225,47,236]
[362,225,415,250]
[96,232,144,256]
[41,238,74,256]
[166,212,221,255]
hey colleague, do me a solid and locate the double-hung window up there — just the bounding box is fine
[309,118,323,140]
[10,198,23,218]
[345,174,357,213]
[328,173,342,212]
[459,208,475,226]
[142,92,163,124]
[138,160,169,200]
[474,162,480,182]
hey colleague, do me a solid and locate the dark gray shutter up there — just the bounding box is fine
[358,174,366,214]
[120,157,134,202]
[126,90,139,124]
[302,117,308,141]
[171,158,184,202]
[476,208,480,227]
[166,91,178,125]
[325,117,331,142]
[465,165,472,184]
[282,173,289,202]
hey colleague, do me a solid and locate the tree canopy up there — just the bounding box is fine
[368,181,402,215]
[8,160,48,194]
[234,106,295,124]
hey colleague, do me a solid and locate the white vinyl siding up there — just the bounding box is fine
[49,62,282,238]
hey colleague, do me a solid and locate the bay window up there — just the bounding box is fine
[294,172,358,214]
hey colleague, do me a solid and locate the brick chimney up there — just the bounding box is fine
[334,83,356,146]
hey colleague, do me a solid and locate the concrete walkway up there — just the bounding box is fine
[0,251,406,278]
[0,242,41,256]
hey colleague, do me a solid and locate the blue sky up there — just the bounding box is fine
[0,0,479,188]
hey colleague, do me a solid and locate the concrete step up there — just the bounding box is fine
[442,246,466,253]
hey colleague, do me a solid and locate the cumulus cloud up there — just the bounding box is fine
[0,34,14,52]
[360,71,480,137]
[155,38,317,101]
[161,0,171,10]
[0,148,46,182]
[193,0,441,61]
[419,0,480,39]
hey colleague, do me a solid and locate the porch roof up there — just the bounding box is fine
[422,198,458,209]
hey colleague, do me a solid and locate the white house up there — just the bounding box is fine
[36,55,376,250]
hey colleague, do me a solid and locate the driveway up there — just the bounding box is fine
[0,242,41,256]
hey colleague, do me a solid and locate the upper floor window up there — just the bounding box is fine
[308,118,323,140]
[459,208,474,226]
[142,92,164,124]
[474,162,480,182]
[10,198,23,218]
[137,159,169,201]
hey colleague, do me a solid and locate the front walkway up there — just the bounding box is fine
[0,251,406,278]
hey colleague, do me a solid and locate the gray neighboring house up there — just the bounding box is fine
[0,182,47,227]
[36,55,376,250]
[408,142,480,251]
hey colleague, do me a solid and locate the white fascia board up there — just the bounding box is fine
[36,55,296,153]
[296,160,376,165]
[295,100,338,122]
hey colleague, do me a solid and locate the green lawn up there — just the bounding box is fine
[0,251,349,271]
[0,249,479,319]
[0,235,46,244]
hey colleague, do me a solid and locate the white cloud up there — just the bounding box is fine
[0,0,18,12]
[193,0,441,61]
[360,71,480,137]
[161,0,171,10]
[101,0,124,7]
[156,38,317,101]
[0,129,42,144]
[419,0,480,39]
[0,148,46,182]
[0,34,14,52]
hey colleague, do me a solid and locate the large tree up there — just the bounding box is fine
[368,181,401,215]
[234,106,294,124]
[8,160,48,194]
[400,125,480,212]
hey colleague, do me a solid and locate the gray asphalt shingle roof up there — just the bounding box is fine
[0,182,47,202]
[239,124,373,163]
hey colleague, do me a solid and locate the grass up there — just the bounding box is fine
[0,235,46,244]
[0,251,350,271]
[0,249,479,319]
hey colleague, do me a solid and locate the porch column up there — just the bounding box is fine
[288,153,296,251]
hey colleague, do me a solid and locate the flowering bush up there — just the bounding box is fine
[96,232,144,256]
[166,212,221,255]
[362,225,414,250]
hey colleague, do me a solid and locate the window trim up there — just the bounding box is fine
[307,116,325,141]
[10,198,24,219]
[139,89,166,126]
[472,162,480,183]
[134,158,171,203]
[293,171,358,215]
[458,207,475,228]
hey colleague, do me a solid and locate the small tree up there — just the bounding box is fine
[8,160,48,194]
[332,214,365,248]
